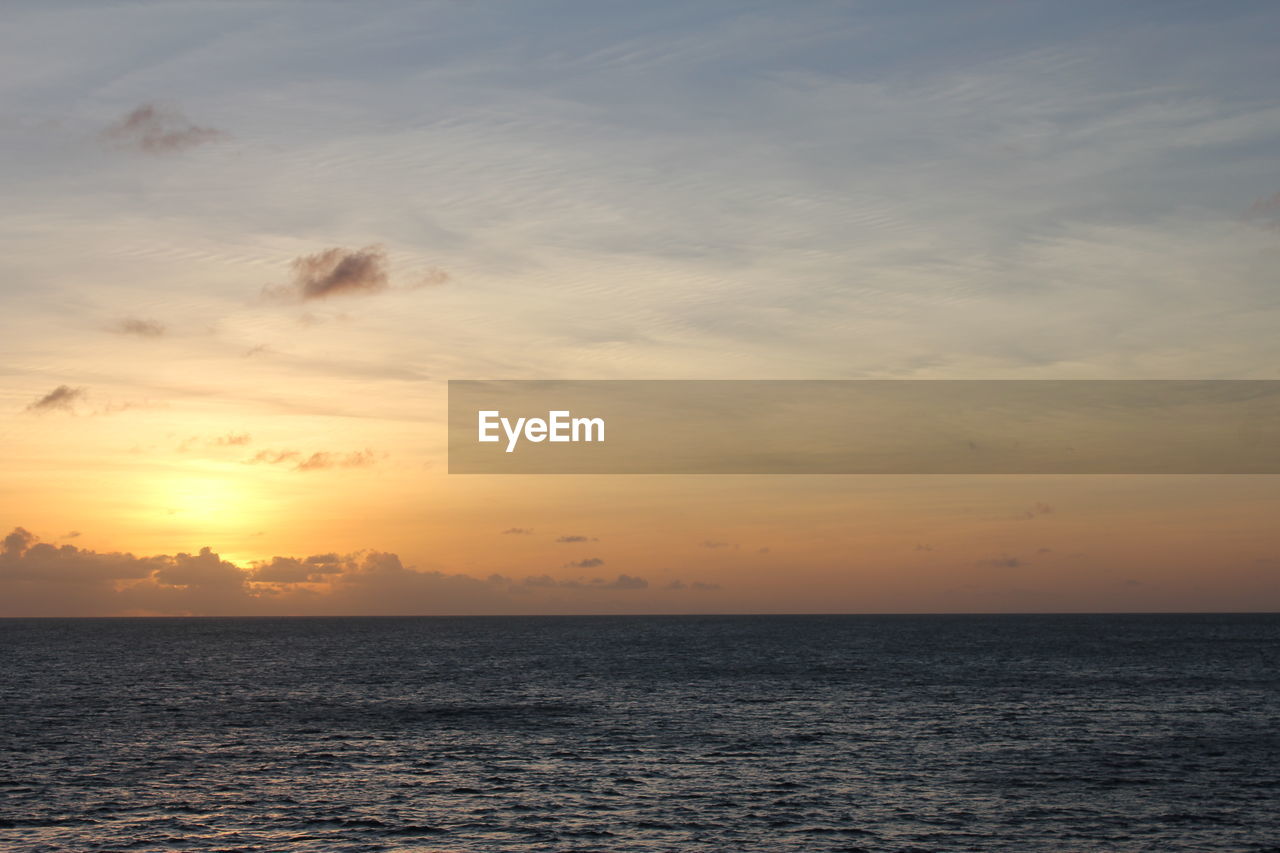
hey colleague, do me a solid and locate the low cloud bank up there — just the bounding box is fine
[0,528,717,616]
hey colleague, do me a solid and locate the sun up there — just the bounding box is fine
[157,473,260,527]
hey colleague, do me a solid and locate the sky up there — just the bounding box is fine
[1,0,1278,615]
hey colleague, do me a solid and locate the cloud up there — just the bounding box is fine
[502,527,533,535]
[247,449,377,471]
[1017,502,1055,520]
[555,535,597,543]
[3,528,36,556]
[522,574,557,588]
[296,450,377,471]
[603,574,647,590]
[667,578,721,591]
[522,572,647,591]
[152,547,245,588]
[25,385,85,413]
[262,245,451,302]
[102,103,226,154]
[0,529,725,615]
[1248,191,1280,227]
[564,557,604,569]
[411,268,451,288]
[267,245,390,301]
[112,317,165,338]
[977,555,1025,568]
[0,528,514,616]
[182,433,252,452]
[249,449,301,465]
[250,554,350,583]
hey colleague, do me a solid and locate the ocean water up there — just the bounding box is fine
[1,615,1278,852]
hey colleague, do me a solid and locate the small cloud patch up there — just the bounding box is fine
[25,385,85,413]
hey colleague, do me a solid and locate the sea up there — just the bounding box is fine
[1,615,1278,852]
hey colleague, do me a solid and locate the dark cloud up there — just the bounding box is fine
[3,527,35,556]
[250,554,351,584]
[267,245,390,301]
[977,555,1024,568]
[0,528,509,616]
[564,557,605,569]
[152,547,244,588]
[113,317,165,338]
[263,245,450,302]
[0,528,704,616]
[666,578,721,591]
[102,103,226,154]
[522,574,557,588]
[25,385,85,413]
[522,572,647,591]
[502,528,533,535]
[556,535,597,543]
[603,574,647,590]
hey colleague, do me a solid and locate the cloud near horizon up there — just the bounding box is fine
[0,528,699,616]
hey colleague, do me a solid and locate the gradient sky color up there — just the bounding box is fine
[2,0,1278,615]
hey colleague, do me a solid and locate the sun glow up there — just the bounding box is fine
[154,473,262,528]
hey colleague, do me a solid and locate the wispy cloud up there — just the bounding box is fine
[665,578,722,591]
[112,317,166,338]
[248,449,378,471]
[25,385,85,413]
[522,572,647,591]
[101,103,226,154]
[1017,502,1055,520]
[977,555,1025,569]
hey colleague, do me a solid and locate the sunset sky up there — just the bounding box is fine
[2,0,1278,615]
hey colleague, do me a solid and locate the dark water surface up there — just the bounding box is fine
[1,615,1278,852]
